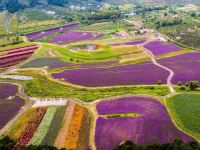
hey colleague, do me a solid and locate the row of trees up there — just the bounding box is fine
[1,0,106,13]
[156,19,183,29]
[1,0,39,13]
[114,140,199,150]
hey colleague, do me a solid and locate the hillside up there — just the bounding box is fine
[1,0,200,13]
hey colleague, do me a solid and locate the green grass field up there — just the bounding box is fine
[167,93,200,140]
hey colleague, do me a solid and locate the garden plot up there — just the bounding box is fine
[95,97,194,150]
[111,39,146,46]
[0,45,38,68]
[21,58,72,69]
[26,24,79,41]
[144,41,183,56]
[158,52,200,84]
[0,83,25,129]
[52,61,169,87]
[50,31,104,45]
[7,103,91,150]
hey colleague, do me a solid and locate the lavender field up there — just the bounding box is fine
[144,41,183,55]
[50,31,104,45]
[26,24,79,41]
[52,62,168,87]
[95,97,193,150]
[158,52,200,84]
[0,83,24,129]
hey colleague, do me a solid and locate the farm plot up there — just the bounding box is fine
[50,31,104,45]
[0,83,25,129]
[21,58,72,69]
[110,45,149,63]
[22,58,119,69]
[52,61,169,87]
[9,102,91,149]
[95,97,194,150]
[111,39,146,46]
[167,94,200,140]
[144,41,183,56]
[0,45,38,68]
[26,24,79,41]
[15,108,47,148]
[158,52,200,84]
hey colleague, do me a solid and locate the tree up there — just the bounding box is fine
[0,136,16,150]
[47,0,68,6]
[188,81,199,91]
[28,0,39,7]
[7,0,25,13]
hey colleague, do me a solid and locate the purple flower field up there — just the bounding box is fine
[158,52,200,84]
[144,41,183,55]
[50,32,104,45]
[52,62,168,87]
[0,83,25,129]
[26,24,79,40]
[111,39,146,46]
[95,97,193,150]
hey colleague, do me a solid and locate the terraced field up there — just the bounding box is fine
[0,45,38,68]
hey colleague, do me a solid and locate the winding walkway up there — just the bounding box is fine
[141,40,175,94]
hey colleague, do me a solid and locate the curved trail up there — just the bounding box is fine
[141,40,175,94]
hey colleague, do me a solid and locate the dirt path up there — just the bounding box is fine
[0,81,34,136]
[140,39,175,93]
[88,105,98,150]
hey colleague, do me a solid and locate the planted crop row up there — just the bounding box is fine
[29,107,57,146]
[54,102,76,149]
[6,108,38,141]
[65,105,85,149]
[6,46,38,54]
[15,108,47,148]
[77,108,92,150]
[0,45,38,68]
[0,49,35,60]
[41,106,67,146]
[0,45,37,52]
